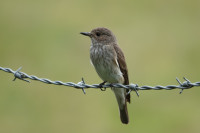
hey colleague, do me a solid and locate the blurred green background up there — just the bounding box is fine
[0,0,200,133]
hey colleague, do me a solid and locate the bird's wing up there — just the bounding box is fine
[114,44,130,103]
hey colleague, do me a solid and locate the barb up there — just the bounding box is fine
[0,66,200,96]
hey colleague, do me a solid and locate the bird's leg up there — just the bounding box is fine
[99,81,107,91]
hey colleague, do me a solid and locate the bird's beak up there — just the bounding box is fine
[80,32,91,37]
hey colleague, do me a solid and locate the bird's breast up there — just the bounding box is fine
[90,44,124,83]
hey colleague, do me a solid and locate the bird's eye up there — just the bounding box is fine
[96,32,100,36]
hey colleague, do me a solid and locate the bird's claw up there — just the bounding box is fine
[99,81,107,91]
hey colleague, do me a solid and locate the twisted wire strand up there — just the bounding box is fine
[1,66,200,95]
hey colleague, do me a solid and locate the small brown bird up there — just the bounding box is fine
[80,27,130,124]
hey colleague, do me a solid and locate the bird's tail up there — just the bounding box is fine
[119,102,129,124]
[113,88,129,124]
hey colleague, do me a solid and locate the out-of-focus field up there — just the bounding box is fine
[0,0,200,133]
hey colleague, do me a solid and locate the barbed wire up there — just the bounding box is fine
[1,66,200,96]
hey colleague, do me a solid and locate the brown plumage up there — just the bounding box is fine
[114,44,130,103]
[81,27,130,124]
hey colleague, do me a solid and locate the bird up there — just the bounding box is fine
[80,27,130,124]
